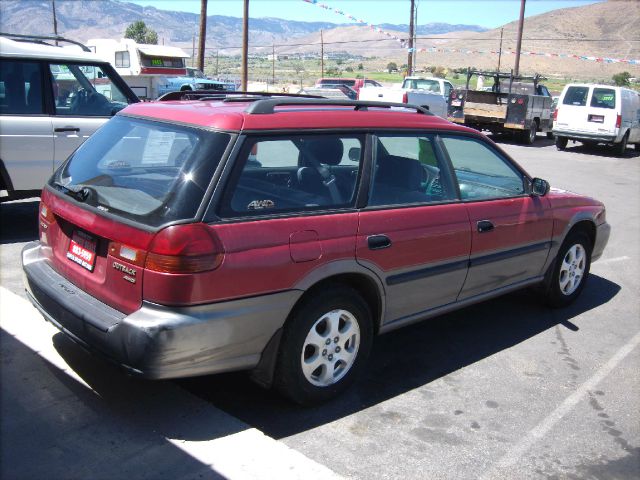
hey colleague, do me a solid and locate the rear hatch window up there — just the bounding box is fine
[562,86,589,106]
[50,115,231,228]
[590,88,616,109]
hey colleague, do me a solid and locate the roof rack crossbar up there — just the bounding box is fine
[244,98,433,115]
[0,32,91,52]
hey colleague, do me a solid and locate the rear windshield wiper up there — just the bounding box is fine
[52,181,95,203]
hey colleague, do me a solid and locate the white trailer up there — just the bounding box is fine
[87,38,190,100]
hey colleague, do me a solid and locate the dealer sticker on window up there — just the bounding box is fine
[67,230,97,272]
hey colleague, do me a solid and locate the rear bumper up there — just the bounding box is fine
[592,222,611,263]
[552,129,618,143]
[22,241,301,379]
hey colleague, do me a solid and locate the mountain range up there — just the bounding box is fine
[1,0,638,79]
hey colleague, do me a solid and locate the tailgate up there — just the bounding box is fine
[40,189,154,315]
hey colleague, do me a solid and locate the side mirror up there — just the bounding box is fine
[531,177,550,196]
[348,147,361,162]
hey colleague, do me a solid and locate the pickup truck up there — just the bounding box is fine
[447,70,553,144]
[358,76,453,118]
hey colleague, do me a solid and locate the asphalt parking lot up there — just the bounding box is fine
[1,135,639,479]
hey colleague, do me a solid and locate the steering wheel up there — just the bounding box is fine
[70,88,110,115]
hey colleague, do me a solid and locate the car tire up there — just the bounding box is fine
[273,285,373,405]
[555,136,568,150]
[614,132,628,157]
[521,121,537,145]
[544,232,592,308]
[546,131,554,139]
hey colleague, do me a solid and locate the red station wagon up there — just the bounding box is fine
[22,93,610,404]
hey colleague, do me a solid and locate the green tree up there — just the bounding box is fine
[612,71,630,86]
[357,63,364,70]
[345,66,354,73]
[124,21,158,44]
[386,62,398,73]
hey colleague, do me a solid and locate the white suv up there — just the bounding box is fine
[0,34,138,201]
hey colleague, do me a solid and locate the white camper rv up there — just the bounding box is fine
[87,39,190,100]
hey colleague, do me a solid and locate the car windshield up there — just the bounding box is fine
[51,116,231,227]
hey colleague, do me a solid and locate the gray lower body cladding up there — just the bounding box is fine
[22,241,301,379]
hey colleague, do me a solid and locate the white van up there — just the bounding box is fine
[553,83,640,155]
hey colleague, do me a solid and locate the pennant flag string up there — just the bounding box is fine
[301,0,639,65]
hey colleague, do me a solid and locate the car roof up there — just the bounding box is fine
[121,98,473,133]
[0,36,105,63]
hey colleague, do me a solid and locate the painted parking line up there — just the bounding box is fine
[0,286,343,480]
[596,256,631,264]
[480,329,640,480]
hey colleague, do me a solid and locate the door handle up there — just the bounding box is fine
[477,220,495,233]
[54,127,80,133]
[367,234,392,250]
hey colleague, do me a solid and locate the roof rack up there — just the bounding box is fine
[245,98,433,115]
[156,90,433,115]
[157,90,324,102]
[0,32,92,52]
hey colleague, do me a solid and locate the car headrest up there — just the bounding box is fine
[302,138,344,166]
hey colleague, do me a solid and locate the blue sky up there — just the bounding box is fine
[127,0,602,29]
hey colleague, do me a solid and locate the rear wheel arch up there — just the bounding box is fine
[249,272,383,390]
[292,273,382,335]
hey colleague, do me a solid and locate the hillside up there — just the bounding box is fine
[0,0,484,50]
[0,0,637,80]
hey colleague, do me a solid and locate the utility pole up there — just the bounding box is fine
[320,29,324,78]
[407,0,415,76]
[412,0,418,73]
[215,49,219,76]
[197,0,207,72]
[514,0,526,76]
[272,44,275,89]
[192,34,196,67]
[241,0,249,91]
[497,27,504,72]
[51,0,58,44]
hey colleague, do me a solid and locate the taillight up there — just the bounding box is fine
[145,224,223,274]
[615,114,622,128]
[517,98,524,105]
[39,201,55,245]
[402,92,408,103]
[40,202,55,223]
[553,108,558,121]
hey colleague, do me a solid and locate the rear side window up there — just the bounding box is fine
[590,88,616,109]
[563,86,589,106]
[220,134,363,217]
[51,116,230,227]
[369,135,456,206]
[0,60,44,114]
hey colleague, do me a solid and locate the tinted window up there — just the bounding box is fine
[441,136,524,200]
[220,135,363,217]
[51,116,230,227]
[50,63,131,116]
[563,86,589,106]
[590,88,616,109]
[0,60,44,114]
[369,135,456,206]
